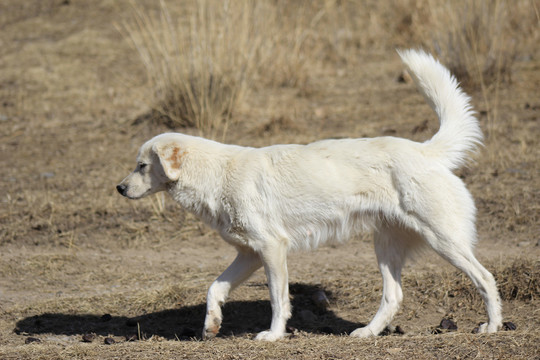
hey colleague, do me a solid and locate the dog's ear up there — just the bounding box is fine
[152,143,187,181]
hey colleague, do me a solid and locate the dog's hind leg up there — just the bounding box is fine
[425,231,502,333]
[203,250,262,339]
[351,225,414,338]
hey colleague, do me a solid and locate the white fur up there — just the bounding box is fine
[117,49,502,341]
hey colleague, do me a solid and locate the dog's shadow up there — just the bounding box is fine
[15,283,364,340]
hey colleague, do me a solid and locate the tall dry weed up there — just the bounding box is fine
[122,1,326,138]
[425,1,512,86]
[122,0,539,141]
[418,0,539,140]
[123,1,256,139]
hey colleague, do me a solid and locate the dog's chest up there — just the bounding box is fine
[216,198,252,247]
[219,226,252,250]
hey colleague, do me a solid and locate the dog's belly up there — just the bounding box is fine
[216,197,383,252]
[281,202,381,250]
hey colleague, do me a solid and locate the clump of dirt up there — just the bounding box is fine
[495,259,539,302]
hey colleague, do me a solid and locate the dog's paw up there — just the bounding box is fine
[202,317,221,340]
[474,322,501,334]
[202,327,218,340]
[350,327,376,338]
[255,330,285,342]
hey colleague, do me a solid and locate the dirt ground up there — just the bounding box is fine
[0,1,539,359]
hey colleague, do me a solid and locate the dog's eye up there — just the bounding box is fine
[138,163,148,170]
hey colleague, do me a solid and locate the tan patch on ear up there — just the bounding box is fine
[166,146,188,170]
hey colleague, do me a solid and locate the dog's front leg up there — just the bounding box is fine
[255,241,291,341]
[203,250,262,340]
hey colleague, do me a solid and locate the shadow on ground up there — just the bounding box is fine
[15,283,364,340]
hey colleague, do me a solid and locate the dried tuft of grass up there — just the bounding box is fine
[399,258,540,309]
[122,1,325,139]
[426,1,508,87]
[129,283,204,313]
[122,0,256,139]
[495,259,539,302]
[404,0,539,89]
[418,0,540,140]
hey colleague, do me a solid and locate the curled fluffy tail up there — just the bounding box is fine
[398,49,483,170]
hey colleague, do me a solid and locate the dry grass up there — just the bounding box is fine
[122,0,327,138]
[496,259,540,302]
[122,0,539,143]
[3,332,540,360]
[3,258,538,359]
[417,0,540,144]
[421,0,539,87]
[122,0,255,139]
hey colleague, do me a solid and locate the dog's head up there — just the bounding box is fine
[116,133,189,199]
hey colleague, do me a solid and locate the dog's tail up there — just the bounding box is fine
[398,49,483,170]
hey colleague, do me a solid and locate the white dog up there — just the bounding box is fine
[117,49,502,341]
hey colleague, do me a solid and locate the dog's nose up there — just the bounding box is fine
[116,184,127,195]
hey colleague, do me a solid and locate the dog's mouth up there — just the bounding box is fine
[116,183,155,200]
[116,184,142,199]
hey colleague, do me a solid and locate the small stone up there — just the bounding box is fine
[440,318,457,331]
[104,337,115,345]
[503,321,517,331]
[286,325,298,334]
[82,334,96,343]
[25,337,41,344]
[125,334,138,342]
[472,322,484,334]
[312,290,330,310]
[381,325,397,336]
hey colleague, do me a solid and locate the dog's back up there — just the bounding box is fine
[221,49,485,249]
